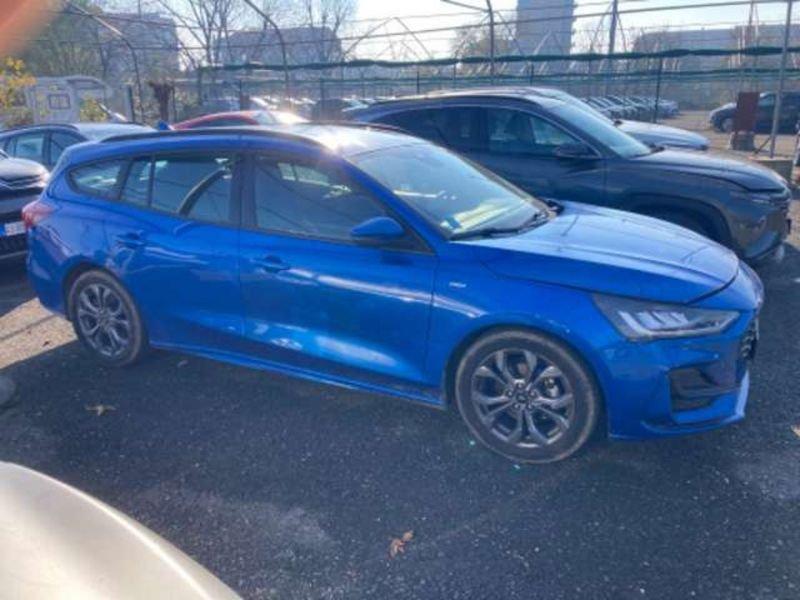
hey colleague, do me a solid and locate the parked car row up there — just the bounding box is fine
[584,95,679,121]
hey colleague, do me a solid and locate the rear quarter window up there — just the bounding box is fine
[69,160,125,199]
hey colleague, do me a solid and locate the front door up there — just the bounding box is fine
[468,107,606,204]
[238,152,437,390]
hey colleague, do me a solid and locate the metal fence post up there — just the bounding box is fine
[653,58,664,124]
[769,0,794,158]
[416,67,421,94]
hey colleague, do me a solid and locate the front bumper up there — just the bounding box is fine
[600,266,761,440]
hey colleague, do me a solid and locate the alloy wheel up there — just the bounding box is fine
[75,283,131,358]
[470,348,575,448]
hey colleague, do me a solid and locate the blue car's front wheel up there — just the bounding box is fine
[454,329,600,463]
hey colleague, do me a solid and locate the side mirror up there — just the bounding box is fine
[350,216,405,241]
[554,142,596,159]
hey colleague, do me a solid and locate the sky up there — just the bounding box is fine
[353,0,791,57]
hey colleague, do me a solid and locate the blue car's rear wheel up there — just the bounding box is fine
[68,270,148,367]
[454,330,600,463]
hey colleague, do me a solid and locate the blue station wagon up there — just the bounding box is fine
[24,125,763,463]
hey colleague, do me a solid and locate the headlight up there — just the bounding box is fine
[593,294,738,340]
[731,188,789,205]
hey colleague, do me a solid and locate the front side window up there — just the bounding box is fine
[548,102,650,158]
[252,155,385,241]
[487,109,578,155]
[49,132,82,166]
[13,132,46,163]
[352,142,548,237]
[70,160,125,198]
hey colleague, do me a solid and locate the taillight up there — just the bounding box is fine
[22,199,54,231]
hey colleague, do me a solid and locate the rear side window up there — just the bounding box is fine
[70,160,125,198]
[381,107,483,151]
[116,154,235,224]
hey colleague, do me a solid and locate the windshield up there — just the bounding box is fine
[352,143,549,238]
[549,102,651,158]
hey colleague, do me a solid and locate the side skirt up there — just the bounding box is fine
[151,341,447,410]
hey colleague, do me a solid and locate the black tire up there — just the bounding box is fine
[67,270,148,367]
[454,329,600,464]
[720,117,734,133]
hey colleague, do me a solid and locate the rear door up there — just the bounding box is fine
[100,151,244,351]
[238,151,437,389]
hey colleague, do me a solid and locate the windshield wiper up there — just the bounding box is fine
[450,212,548,241]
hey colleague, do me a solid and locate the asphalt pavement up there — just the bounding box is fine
[1,204,799,599]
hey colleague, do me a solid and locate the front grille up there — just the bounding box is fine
[0,233,26,256]
[0,175,43,191]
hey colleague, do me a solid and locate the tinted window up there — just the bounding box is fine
[150,156,234,221]
[120,158,151,206]
[70,160,124,198]
[382,107,483,150]
[253,156,385,241]
[13,132,46,163]
[548,102,650,158]
[487,109,578,155]
[50,132,82,166]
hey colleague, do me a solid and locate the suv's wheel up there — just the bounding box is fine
[67,270,148,366]
[720,117,734,133]
[454,330,600,463]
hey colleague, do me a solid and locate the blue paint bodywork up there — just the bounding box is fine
[27,126,763,439]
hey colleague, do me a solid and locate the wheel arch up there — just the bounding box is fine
[62,261,124,319]
[623,194,733,246]
[441,323,607,430]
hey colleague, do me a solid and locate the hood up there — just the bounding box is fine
[619,120,709,150]
[465,202,740,304]
[0,462,240,600]
[0,156,47,188]
[711,102,736,116]
[630,148,787,191]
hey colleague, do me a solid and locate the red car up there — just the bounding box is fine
[173,109,305,130]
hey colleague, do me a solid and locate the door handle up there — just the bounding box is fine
[115,232,145,249]
[252,255,290,273]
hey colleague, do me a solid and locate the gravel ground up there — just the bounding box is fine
[0,201,799,599]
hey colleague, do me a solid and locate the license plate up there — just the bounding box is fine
[1,221,24,237]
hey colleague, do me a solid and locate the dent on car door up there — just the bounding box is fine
[238,153,438,390]
[102,152,244,350]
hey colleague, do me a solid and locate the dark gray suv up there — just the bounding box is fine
[348,88,791,263]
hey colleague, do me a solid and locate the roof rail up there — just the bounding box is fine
[100,122,407,145]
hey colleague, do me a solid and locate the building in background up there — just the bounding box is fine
[515,0,575,57]
[101,12,180,82]
[219,27,343,69]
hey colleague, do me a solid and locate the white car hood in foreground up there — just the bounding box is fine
[0,462,240,600]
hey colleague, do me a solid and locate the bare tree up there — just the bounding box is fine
[152,0,244,69]
[298,0,356,64]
